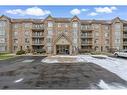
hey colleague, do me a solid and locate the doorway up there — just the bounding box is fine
[56,45,70,55]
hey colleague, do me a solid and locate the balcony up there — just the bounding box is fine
[32,24,44,30]
[81,42,92,46]
[32,41,44,45]
[123,27,127,31]
[123,35,127,38]
[123,42,127,46]
[81,25,93,31]
[81,34,92,38]
[32,34,44,38]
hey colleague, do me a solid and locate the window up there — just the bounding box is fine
[72,22,78,27]
[58,23,61,27]
[0,38,5,43]
[65,23,68,27]
[14,31,18,37]
[48,30,52,35]
[14,39,18,44]
[103,25,110,30]
[0,30,5,35]
[25,38,29,43]
[47,38,51,43]
[95,31,99,36]
[115,23,121,31]
[94,39,98,44]
[64,30,67,32]
[105,39,109,44]
[48,21,53,27]
[13,24,19,29]
[25,31,29,36]
[0,46,5,51]
[0,21,6,27]
[94,24,99,29]
[24,23,30,28]
[105,32,109,37]
[0,21,5,36]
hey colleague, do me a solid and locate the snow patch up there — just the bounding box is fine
[14,78,24,83]
[22,59,34,63]
[41,59,59,63]
[75,55,127,81]
[97,80,127,89]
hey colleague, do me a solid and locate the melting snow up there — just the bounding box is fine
[42,54,127,82]
[76,55,127,81]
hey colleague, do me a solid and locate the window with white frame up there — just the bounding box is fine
[94,24,99,29]
[0,46,5,51]
[0,38,5,43]
[13,24,19,29]
[14,31,18,37]
[24,23,30,28]
[0,21,6,36]
[48,30,52,35]
[24,31,29,36]
[105,32,109,37]
[48,21,53,27]
[72,22,78,27]
[58,23,61,27]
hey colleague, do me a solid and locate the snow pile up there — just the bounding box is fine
[97,80,127,89]
[42,59,59,63]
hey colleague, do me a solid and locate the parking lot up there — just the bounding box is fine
[0,55,127,89]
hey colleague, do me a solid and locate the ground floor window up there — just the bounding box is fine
[0,46,5,52]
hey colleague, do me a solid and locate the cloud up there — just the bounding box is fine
[95,6,117,13]
[70,8,88,15]
[89,12,98,16]
[88,6,117,16]
[81,9,89,12]
[6,7,51,16]
[70,8,81,15]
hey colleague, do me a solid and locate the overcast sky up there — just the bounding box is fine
[0,6,127,20]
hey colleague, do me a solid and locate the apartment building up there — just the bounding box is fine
[0,15,127,55]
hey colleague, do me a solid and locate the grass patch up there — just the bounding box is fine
[0,53,14,60]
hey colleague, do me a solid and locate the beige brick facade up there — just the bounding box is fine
[0,15,127,55]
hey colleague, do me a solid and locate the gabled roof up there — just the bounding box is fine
[53,17,70,22]
[111,17,122,24]
[0,15,11,21]
[54,32,72,45]
[71,15,80,22]
[1,15,127,25]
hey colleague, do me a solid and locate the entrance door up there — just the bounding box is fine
[56,45,70,55]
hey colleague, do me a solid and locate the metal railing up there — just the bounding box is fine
[81,25,93,30]
[32,25,44,30]
[81,34,92,38]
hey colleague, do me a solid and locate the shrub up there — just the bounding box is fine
[36,49,46,54]
[16,50,26,55]
[78,49,91,54]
